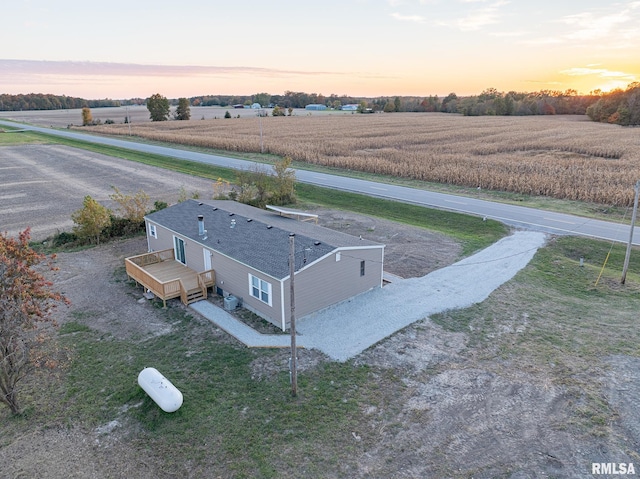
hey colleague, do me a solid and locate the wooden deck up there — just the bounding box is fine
[125,249,215,306]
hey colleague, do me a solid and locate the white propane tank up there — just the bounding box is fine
[138,367,183,413]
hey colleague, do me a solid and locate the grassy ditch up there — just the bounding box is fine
[0,129,47,145]
[432,235,640,435]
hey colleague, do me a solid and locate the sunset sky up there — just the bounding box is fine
[1,0,638,99]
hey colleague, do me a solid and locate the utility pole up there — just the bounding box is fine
[126,105,132,136]
[289,233,297,397]
[259,110,264,154]
[621,180,640,284]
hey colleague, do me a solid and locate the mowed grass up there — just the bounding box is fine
[432,236,640,434]
[0,129,47,145]
[11,304,394,478]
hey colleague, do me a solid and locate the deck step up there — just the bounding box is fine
[184,288,206,305]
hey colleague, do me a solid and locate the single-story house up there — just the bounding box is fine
[125,200,385,330]
[305,104,327,111]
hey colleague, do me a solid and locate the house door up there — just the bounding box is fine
[174,236,186,264]
[203,248,212,271]
[202,248,214,284]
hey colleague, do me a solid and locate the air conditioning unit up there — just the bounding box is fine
[224,295,238,311]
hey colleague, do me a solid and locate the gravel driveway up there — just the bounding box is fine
[297,230,547,361]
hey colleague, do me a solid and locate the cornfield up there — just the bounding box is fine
[89,113,640,206]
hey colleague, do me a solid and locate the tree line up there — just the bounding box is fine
[0,93,120,111]
[4,84,640,126]
[586,82,640,126]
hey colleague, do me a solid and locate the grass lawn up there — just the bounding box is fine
[0,129,48,145]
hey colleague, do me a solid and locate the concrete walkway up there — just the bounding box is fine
[190,231,547,362]
[189,301,309,348]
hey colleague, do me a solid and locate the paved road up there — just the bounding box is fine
[1,119,637,245]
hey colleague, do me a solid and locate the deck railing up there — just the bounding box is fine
[127,249,174,267]
[125,250,215,307]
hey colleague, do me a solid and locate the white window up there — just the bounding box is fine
[149,224,157,239]
[249,274,272,306]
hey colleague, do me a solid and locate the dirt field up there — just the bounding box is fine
[0,105,328,128]
[0,144,218,240]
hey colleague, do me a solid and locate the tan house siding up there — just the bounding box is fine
[207,250,283,326]
[147,221,204,271]
[283,246,384,326]
[148,220,284,326]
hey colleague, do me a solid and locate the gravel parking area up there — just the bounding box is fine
[297,230,547,361]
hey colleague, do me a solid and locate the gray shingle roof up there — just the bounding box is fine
[146,200,382,279]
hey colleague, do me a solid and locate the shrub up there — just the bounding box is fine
[52,231,78,247]
[71,196,111,244]
[101,215,144,239]
[153,200,168,211]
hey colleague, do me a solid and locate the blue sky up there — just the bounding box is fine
[1,0,638,98]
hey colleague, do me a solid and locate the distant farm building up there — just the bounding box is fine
[251,103,262,109]
[305,104,327,111]
[342,104,359,111]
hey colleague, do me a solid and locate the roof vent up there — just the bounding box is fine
[266,225,273,229]
[230,219,236,229]
[229,213,235,217]
[198,202,203,206]
[198,215,207,239]
[247,218,253,222]
[212,207,218,211]
[314,241,321,246]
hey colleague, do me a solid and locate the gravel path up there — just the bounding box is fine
[297,230,547,361]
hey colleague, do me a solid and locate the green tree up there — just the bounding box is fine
[383,101,396,113]
[0,228,67,414]
[146,93,170,121]
[253,92,271,108]
[71,196,111,244]
[271,156,296,204]
[174,98,191,120]
[394,96,402,112]
[224,110,232,119]
[272,106,285,116]
[81,107,93,126]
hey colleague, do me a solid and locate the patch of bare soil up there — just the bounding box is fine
[311,207,462,278]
